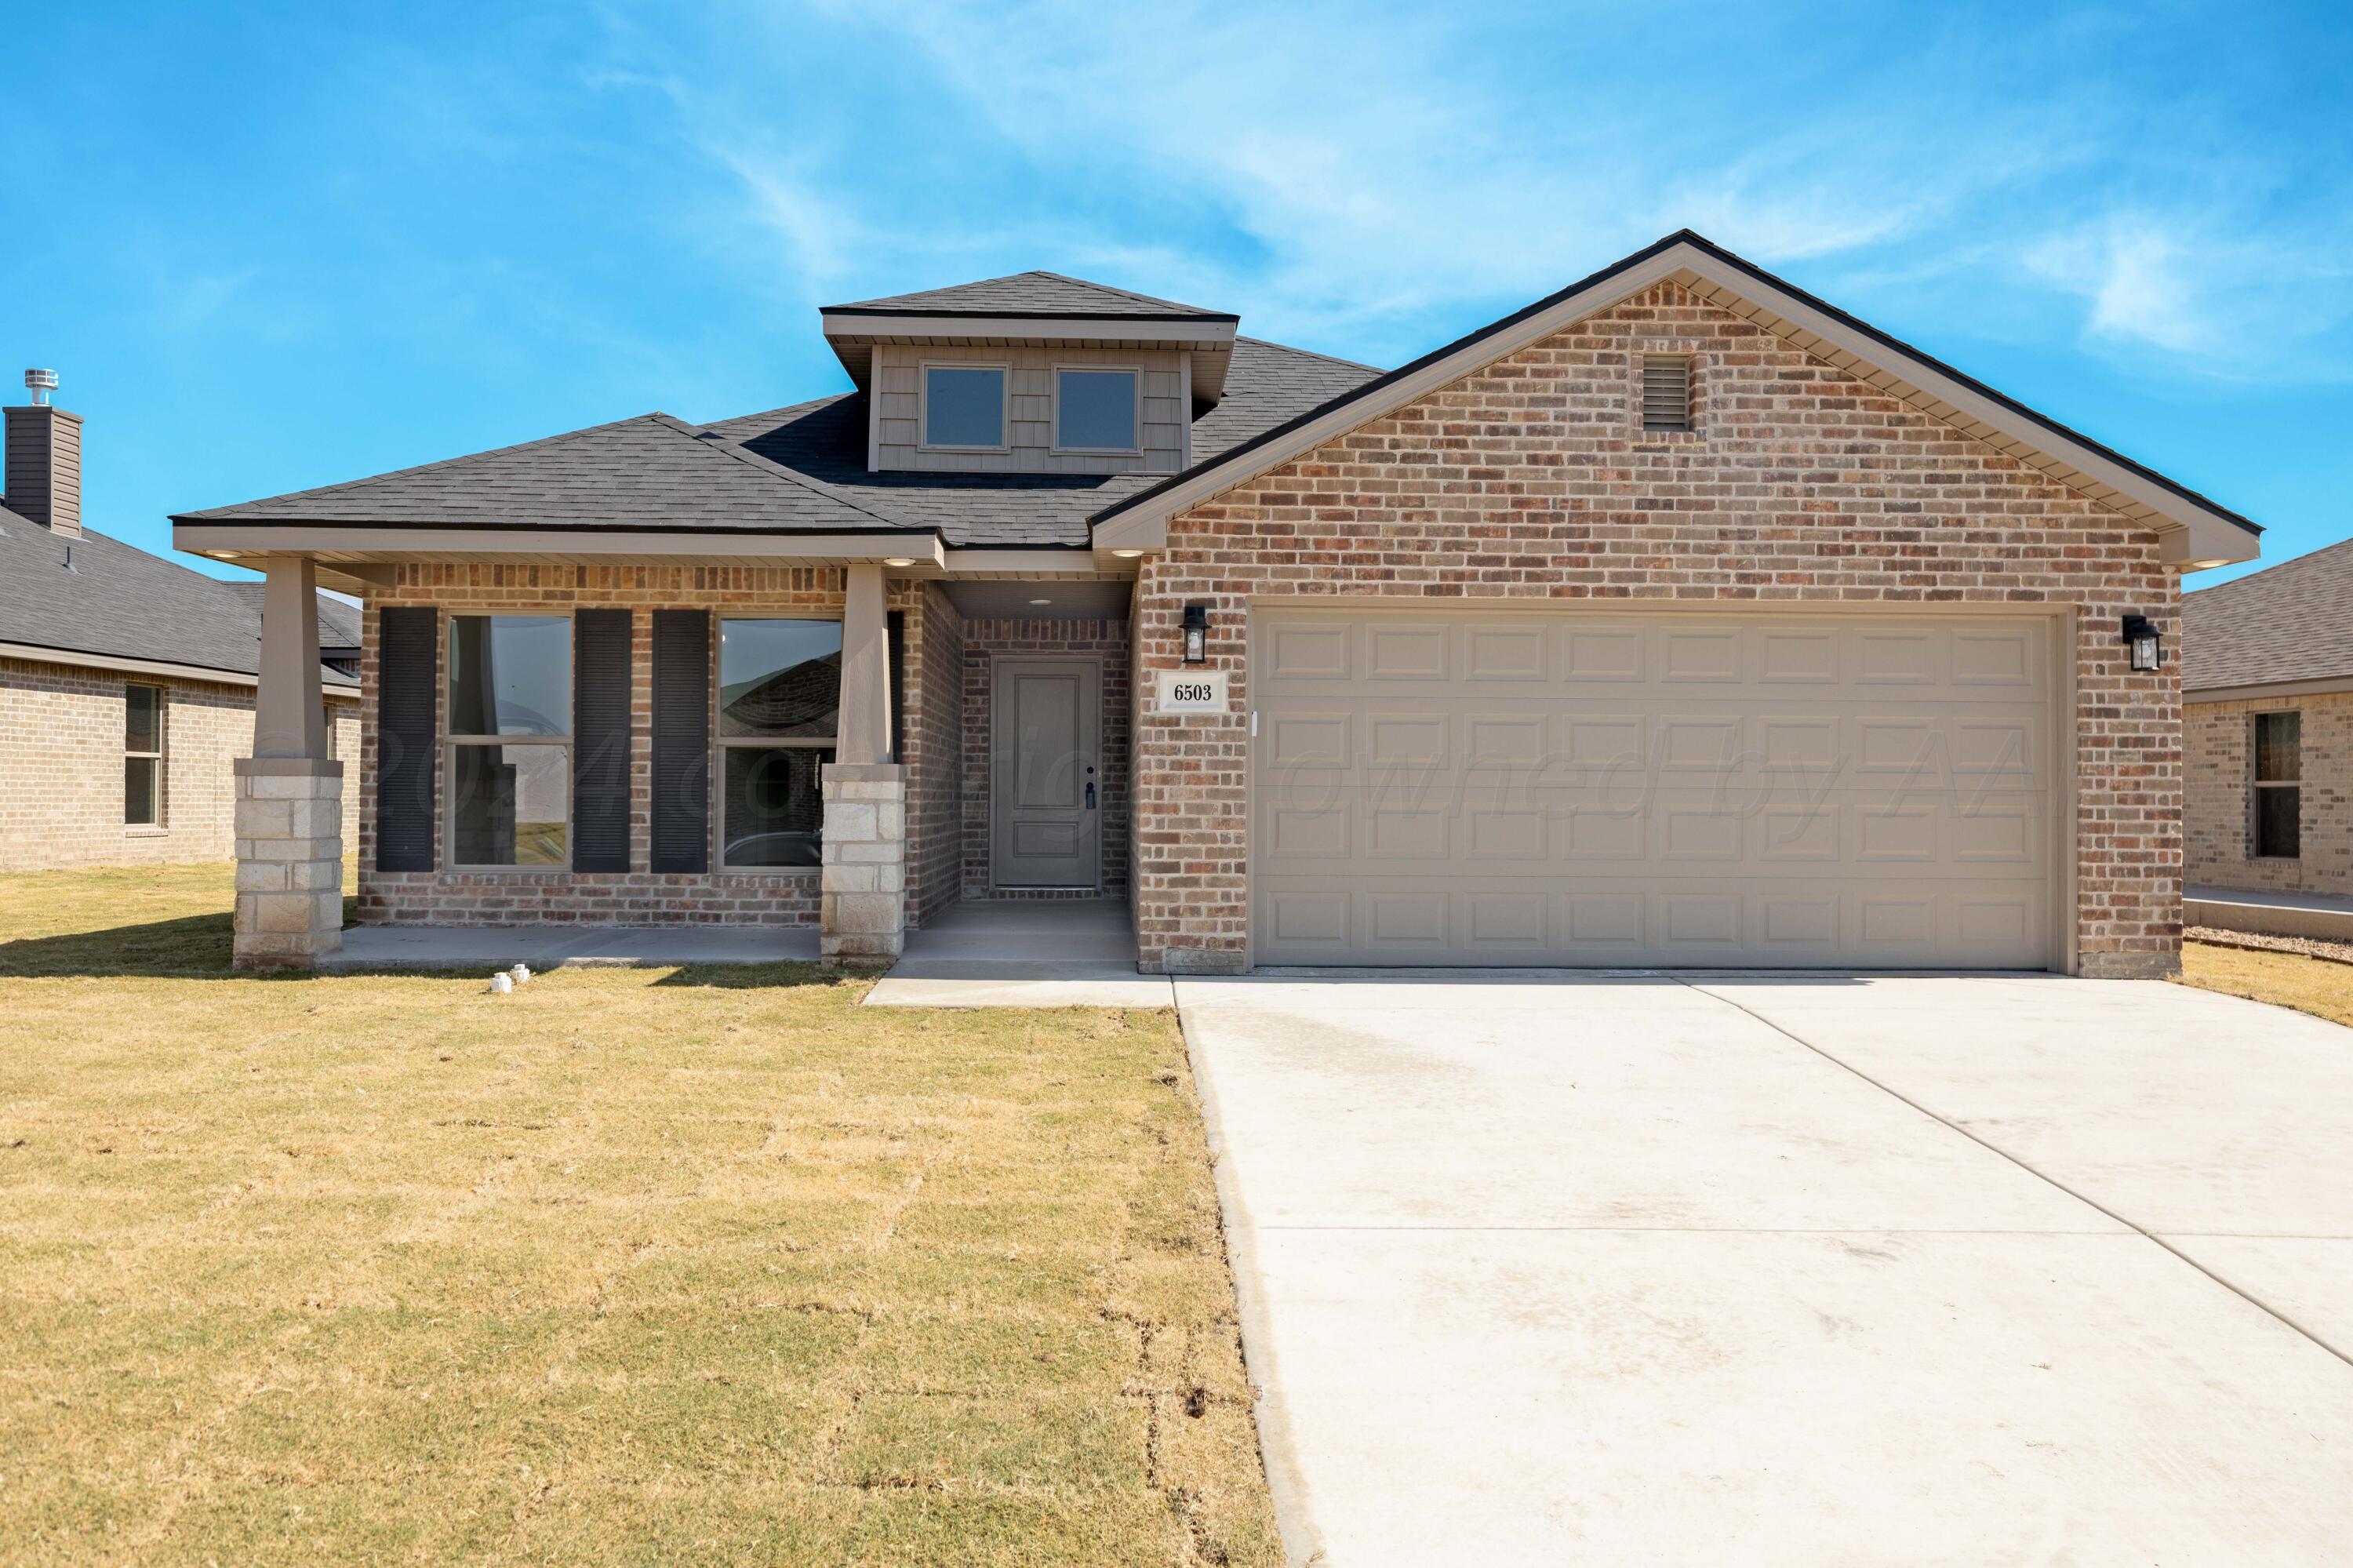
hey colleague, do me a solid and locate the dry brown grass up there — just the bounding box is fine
[0,864,1278,1566]
[2179,937,2353,1031]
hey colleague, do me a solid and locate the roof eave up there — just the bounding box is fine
[1087,233,2263,568]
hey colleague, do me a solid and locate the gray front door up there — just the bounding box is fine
[991,657,1101,889]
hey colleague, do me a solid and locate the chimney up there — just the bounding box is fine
[5,369,82,537]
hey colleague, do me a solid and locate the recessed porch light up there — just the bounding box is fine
[1029,598,1053,606]
[1110,548,1145,558]
[882,556,917,567]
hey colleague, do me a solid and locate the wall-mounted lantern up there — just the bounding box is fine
[2121,614,2161,672]
[1181,603,1210,665]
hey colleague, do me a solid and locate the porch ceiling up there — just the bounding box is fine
[943,578,1133,621]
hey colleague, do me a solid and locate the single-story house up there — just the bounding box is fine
[169,232,2259,975]
[2,373,362,871]
[2184,540,2353,896]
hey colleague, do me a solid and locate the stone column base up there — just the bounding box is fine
[820,763,905,963]
[232,758,344,970]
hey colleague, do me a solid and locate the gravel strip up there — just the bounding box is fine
[2188,926,2353,967]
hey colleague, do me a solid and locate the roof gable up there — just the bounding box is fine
[1089,231,2260,569]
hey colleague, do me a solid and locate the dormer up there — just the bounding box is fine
[820,272,1239,477]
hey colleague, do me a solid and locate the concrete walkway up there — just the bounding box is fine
[1179,971,2353,1565]
[2189,882,2353,941]
[864,900,1173,1007]
[321,923,819,971]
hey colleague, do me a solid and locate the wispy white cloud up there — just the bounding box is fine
[653,0,2353,383]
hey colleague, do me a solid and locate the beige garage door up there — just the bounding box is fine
[1250,607,2063,970]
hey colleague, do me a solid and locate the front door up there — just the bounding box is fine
[991,657,1100,889]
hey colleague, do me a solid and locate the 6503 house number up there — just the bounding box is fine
[1155,670,1230,714]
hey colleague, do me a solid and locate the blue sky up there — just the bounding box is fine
[7,2,2348,588]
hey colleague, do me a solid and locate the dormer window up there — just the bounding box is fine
[922,365,1007,449]
[1055,368,1140,453]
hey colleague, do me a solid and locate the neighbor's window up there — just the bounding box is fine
[125,683,163,827]
[717,618,841,868]
[922,366,1006,449]
[446,614,571,867]
[1055,368,1140,452]
[2253,710,2301,859]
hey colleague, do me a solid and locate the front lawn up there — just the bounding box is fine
[2179,937,2353,1030]
[0,864,1277,1566]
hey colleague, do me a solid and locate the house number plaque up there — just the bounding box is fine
[1155,670,1230,714]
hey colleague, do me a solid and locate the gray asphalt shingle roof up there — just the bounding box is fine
[707,337,1380,547]
[177,336,1382,549]
[2184,539,2353,693]
[825,271,1236,321]
[179,413,914,535]
[0,505,357,687]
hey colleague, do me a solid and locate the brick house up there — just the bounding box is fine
[170,233,2258,975]
[2183,540,2353,897]
[2,374,361,872]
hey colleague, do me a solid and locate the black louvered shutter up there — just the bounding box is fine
[650,609,710,873]
[376,607,438,871]
[572,609,632,872]
[887,609,905,763]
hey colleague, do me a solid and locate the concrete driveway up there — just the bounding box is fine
[1177,973,2353,1566]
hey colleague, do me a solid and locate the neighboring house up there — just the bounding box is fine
[2183,540,2353,895]
[171,232,2258,975]
[1,375,362,871]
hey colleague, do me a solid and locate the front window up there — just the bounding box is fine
[1055,368,1139,452]
[922,366,1006,449]
[718,618,841,867]
[446,615,570,867]
[125,684,163,826]
[2253,711,2300,859]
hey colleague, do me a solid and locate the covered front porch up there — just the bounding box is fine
[212,542,1140,971]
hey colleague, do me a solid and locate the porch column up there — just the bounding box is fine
[233,555,344,970]
[820,562,904,962]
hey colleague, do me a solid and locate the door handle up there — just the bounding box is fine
[1085,780,1096,809]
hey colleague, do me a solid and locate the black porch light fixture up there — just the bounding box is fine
[2121,614,2161,672]
[1181,603,1210,665]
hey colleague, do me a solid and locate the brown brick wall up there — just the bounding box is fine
[959,618,1131,899]
[1130,282,2180,977]
[2186,692,2353,895]
[0,656,357,871]
[356,566,952,927]
[907,582,965,925]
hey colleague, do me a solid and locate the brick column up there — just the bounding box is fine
[234,758,344,969]
[820,762,905,962]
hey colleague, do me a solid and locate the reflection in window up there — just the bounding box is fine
[449,615,571,737]
[448,615,572,866]
[1056,369,1138,451]
[719,620,842,737]
[923,366,1005,448]
[125,684,163,826]
[451,744,570,867]
[2253,711,2301,860]
[723,747,831,867]
[718,618,841,868]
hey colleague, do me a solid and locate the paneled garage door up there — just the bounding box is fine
[1249,608,2063,969]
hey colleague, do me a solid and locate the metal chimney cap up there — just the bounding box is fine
[24,369,58,406]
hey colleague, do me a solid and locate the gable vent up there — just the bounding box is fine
[1642,355,1693,431]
